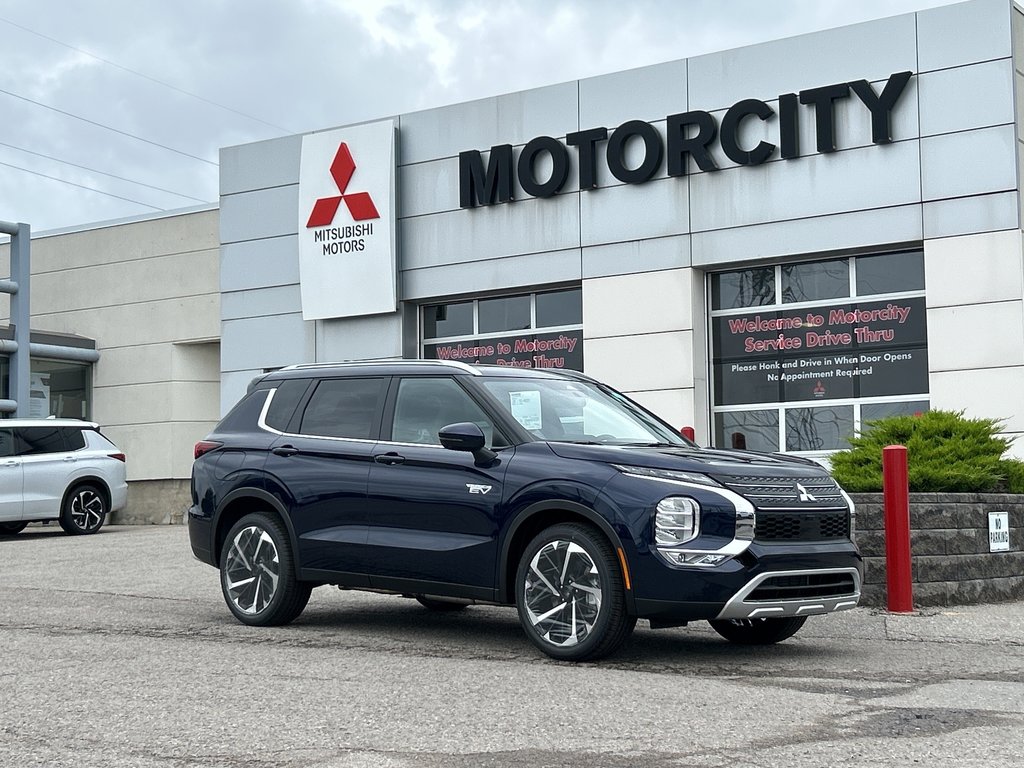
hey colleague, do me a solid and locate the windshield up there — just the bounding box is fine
[480,377,690,446]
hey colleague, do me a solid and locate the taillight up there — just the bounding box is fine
[194,441,222,459]
[108,453,126,462]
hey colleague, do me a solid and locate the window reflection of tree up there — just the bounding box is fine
[720,268,774,308]
[782,260,849,304]
[720,410,779,453]
[786,407,853,451]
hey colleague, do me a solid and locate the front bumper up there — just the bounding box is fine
[713,567,861,620]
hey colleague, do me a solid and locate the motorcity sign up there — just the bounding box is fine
[459,71,912,207]
[423,330,584,371]
[298,120,396,320]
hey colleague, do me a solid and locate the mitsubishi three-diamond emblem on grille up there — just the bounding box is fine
[796,483,817,503]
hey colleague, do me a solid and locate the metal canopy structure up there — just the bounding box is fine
[1,219,29,416]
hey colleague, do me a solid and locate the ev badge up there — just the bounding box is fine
[796,483,817,503]
[466,484,492,495]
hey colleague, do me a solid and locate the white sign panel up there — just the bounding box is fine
[297,120,396,320]
[989,511,1010,552]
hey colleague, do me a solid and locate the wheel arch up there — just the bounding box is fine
[61,476,112,516]
[213,488,301,577]
[498,500,635,613]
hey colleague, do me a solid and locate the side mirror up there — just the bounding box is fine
[439,422,497,467]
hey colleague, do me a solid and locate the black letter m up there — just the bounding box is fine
[459,145,514,208]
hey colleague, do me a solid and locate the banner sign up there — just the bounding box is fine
[423,330,583,371]
[297,120,396,320]
[713,297,928,405]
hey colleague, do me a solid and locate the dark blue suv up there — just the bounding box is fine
[188,361,862,660]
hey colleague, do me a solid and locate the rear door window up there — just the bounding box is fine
[299,378,387,439]
[15,427,67,455]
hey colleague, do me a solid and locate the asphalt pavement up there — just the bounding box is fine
[2,524,1023,767]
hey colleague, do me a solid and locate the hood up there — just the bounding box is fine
[545,441,832,480]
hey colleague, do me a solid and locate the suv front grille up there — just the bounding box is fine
[748,572,857,601]
[755,510,850,541]
[710,473,851,543]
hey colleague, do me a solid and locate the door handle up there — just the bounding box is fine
[3,460,16,467]
[63,456,77,462]
[271,445,299,457]
[374,452,406,465]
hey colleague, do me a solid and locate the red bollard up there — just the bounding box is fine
[882,444,914,612]
[681,426,696,441]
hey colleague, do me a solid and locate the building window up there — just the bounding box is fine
[0,357,92,419]
[710,250,927,455]
[421,288,583,371]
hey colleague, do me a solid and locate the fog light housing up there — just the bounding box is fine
[655,497,700,546]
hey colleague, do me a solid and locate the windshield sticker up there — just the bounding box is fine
[509,390,543,430]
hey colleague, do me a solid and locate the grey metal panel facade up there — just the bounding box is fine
[219,135,302,195]
[220,185,299,244]
[918,60,1015,136]
[218,0,1024,414]
[578,59,687,128]
[687,14,918,108]
[917,0,1012,71]
[220,236,299,293]
[582,237,691,279]
[923,191,1020,238]
[920,124,1018,200]
[398,82,580,165]
[402,248,583,302]
[690,206,924,268]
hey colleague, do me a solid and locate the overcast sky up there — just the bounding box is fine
[0,0,962,234]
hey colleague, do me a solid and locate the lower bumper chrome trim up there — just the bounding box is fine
[714,567,861,620]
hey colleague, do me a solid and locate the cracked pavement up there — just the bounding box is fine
[2,524,1023,767]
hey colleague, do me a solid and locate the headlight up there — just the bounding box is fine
[655,497,700,546]
[612,464,721,487]
[840,488,857,542]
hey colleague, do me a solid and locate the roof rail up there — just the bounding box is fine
[278,359,481,375]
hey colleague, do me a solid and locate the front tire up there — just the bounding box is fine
[59,484,107,535]
[708,616,807,645]
[0,522,28,536]
[220,512,312,626]
[515,522,635,661]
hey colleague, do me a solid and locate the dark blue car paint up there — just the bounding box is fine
[189,364,863,623]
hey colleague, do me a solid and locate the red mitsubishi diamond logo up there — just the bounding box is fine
[306,143,380,227]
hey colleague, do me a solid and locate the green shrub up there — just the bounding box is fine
[830,410,1015,493]
[1000,459,1024,494]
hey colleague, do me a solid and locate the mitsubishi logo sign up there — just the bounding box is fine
[306,143,380,228]
[297,120,396,320]
[796,483,817,503]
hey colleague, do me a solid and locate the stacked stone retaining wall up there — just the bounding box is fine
[850,493,1024,607]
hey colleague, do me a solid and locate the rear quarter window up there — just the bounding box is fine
[63,427,87,451]
[264,379,312,432]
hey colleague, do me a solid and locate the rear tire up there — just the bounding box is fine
[59,484,107,535]
[220,512,312,626]
[515,522,635,661]
[0,522,28,536]
[708,616,807,645]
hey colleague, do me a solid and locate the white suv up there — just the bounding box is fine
[0,420,128,536]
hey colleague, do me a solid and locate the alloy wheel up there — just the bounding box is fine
[69,488,105,532]
[522,539,603,647]
[223,525,281,615]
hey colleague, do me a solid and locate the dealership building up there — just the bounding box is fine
[3,0,1024,517]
